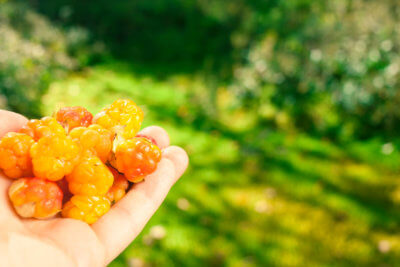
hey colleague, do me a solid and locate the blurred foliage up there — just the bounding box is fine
[0,1,99,117]
[29,0,236,72]
[26,0,400,140]
[0,1,76,117]
[228,0,400,140]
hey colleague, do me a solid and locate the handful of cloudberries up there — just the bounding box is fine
[0,99,162,224]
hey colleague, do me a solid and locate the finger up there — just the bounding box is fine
[162,146,189,180]
[137,126,170,149]
[92,158,177,264]
[0,174,13,214]
[0,110,28,137]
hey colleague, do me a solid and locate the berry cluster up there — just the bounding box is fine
[0,99,162,224]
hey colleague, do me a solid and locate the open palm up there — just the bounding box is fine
[0,110,189,267]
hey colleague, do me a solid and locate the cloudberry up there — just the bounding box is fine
[55,106,93,132]
[114,137,162,183]
[106,166,129,203]
[30,136,81,181]
[136,134,158,146]
[0,133,34,178]
[19,117,65,141]
[66,155,113,196]
[93,99,144,142]
[69,124,113,162]
[62,195,110,224]
[9,178,63,219]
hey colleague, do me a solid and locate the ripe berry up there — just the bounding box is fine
[19,117,65,141]
[136,134,158,146]
[69,124,113,163]
[9,178,63,219]
[93,99,144,141]
[55,106,93,132]
[106,166,129,203]
[66,155,113,196]
[30,136,81,181]
[114,137,162,183]
[0,133,34,178]
[62,195,110,224]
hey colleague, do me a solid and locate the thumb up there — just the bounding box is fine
[0,110,28,137]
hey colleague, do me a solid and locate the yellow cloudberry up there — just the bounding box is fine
[69,124,113,163]
[62,195,110,224]
[0,132,34,178]
[66,155,113,196]
[30,135,81,181]
[93,99,144,142]
[19,116,66,141]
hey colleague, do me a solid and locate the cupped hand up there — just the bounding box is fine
[0,110,189,267]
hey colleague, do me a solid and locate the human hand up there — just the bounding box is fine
[0,110,189,267]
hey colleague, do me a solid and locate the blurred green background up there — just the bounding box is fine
[1,0,400,266]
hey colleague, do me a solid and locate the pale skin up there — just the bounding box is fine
[0,110,189,267]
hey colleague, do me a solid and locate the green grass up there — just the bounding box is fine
[43,64,400,266]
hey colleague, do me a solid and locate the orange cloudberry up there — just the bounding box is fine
[93,99,144,142]
[55,106,93,132]
[0,132,34,178]
[136,134,158,146]
[9,178,63,219]
[69,124,113,162]
[19,116,65,141]
[30,135,81,181]
[62,195,110,224]
[106,166,129,203]
[66,155,113,196]
[114,137,162,183]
